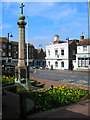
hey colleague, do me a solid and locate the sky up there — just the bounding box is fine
[1,1,89,51]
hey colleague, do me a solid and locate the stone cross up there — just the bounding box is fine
[20,3,25,14]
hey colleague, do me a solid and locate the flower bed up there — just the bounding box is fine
[17,84,89,114]
[2,75,15,84]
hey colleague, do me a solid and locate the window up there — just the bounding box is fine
[29,48,31,53]
[14,46,17,51]
[32,54,33,58]
[2,45,5,49]
[8,52,11,56]
[85,58,88,67]
[73,50,75,55]
[61,50,64,55]
[78,58,81,67]
[61,61,64,67]
[14,53,16,58]
[2,52,5,56]
[48,50,50,56]
[48,61,50,66]
[55,50,58,56]
[55,61,58,67]
[83,46,87,52]
[82,58,85,67]
[32,48,34,53]
[8,45,11,49]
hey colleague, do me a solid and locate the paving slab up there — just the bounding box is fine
[28,100,90,118]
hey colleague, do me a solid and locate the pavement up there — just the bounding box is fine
[2,79,90,119]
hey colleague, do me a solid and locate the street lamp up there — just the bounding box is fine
[66,37,69,70]
[8,32,13,41]
[7,32,13,62]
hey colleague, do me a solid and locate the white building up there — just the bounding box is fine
[45,35,69,70]
[75,38,90,70]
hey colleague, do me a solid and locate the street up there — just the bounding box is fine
[30,69,89,86]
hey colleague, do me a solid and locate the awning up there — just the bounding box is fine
[37,60,42,62]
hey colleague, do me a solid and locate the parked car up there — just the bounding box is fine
[33,66,39,69]
[39,66,45,70]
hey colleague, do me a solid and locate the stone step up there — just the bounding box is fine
[36,83,45,88]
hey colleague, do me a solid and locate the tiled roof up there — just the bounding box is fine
[69,41,73,45]
[78,38,90,46]
[53,40,66,44]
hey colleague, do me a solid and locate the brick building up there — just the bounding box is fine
[34,48,46,67]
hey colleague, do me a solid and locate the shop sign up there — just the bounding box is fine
[78,55,87,58]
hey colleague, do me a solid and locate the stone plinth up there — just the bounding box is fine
[15,66,29,84]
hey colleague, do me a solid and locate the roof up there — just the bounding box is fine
[53,40,66,44]
[69,41,73,45]
[78,38,90,46]
[0,37,8,42]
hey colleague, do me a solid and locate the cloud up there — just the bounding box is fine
[30,35,53,50]
[1,23,12,28]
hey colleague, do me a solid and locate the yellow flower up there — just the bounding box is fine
[31,88,33,91]
[62,86,64,88]
[53,90,55,93]
[79,87,81,89]
[39,94,41,97]
[17,88,21,92]
[45,89,47,91]
[65,84,66,87]
[85,88,87,90]
[78,92,80,95]
[75,91,76,93]
[31,77,34,79]
[76,85,78,87]
[64,93,66,95]
[70,90,72,92]
[59,85,61,87]
[26,89,29,92]
[36,106,38,108]
[62,91,64,94]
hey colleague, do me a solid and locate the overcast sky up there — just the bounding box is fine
[1,1,88,51]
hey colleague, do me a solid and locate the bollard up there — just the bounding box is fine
[19,92,27,119]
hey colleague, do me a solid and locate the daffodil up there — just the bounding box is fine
[85,88,87,90]
[39,94,41,97]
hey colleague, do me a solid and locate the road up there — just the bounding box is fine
[30,69,89,86]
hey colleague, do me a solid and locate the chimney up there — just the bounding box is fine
[80,32,84,40]
[54,34,59,41]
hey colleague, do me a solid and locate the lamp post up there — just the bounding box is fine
[66,37,69,70]
[8,32,13,42]
[26,16,29,85]
[7,32,13,62]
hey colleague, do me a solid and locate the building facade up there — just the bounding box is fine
[45,35,77,70]
[0,37,35,66]
[74,38,90,70]
[34,48,46,67]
